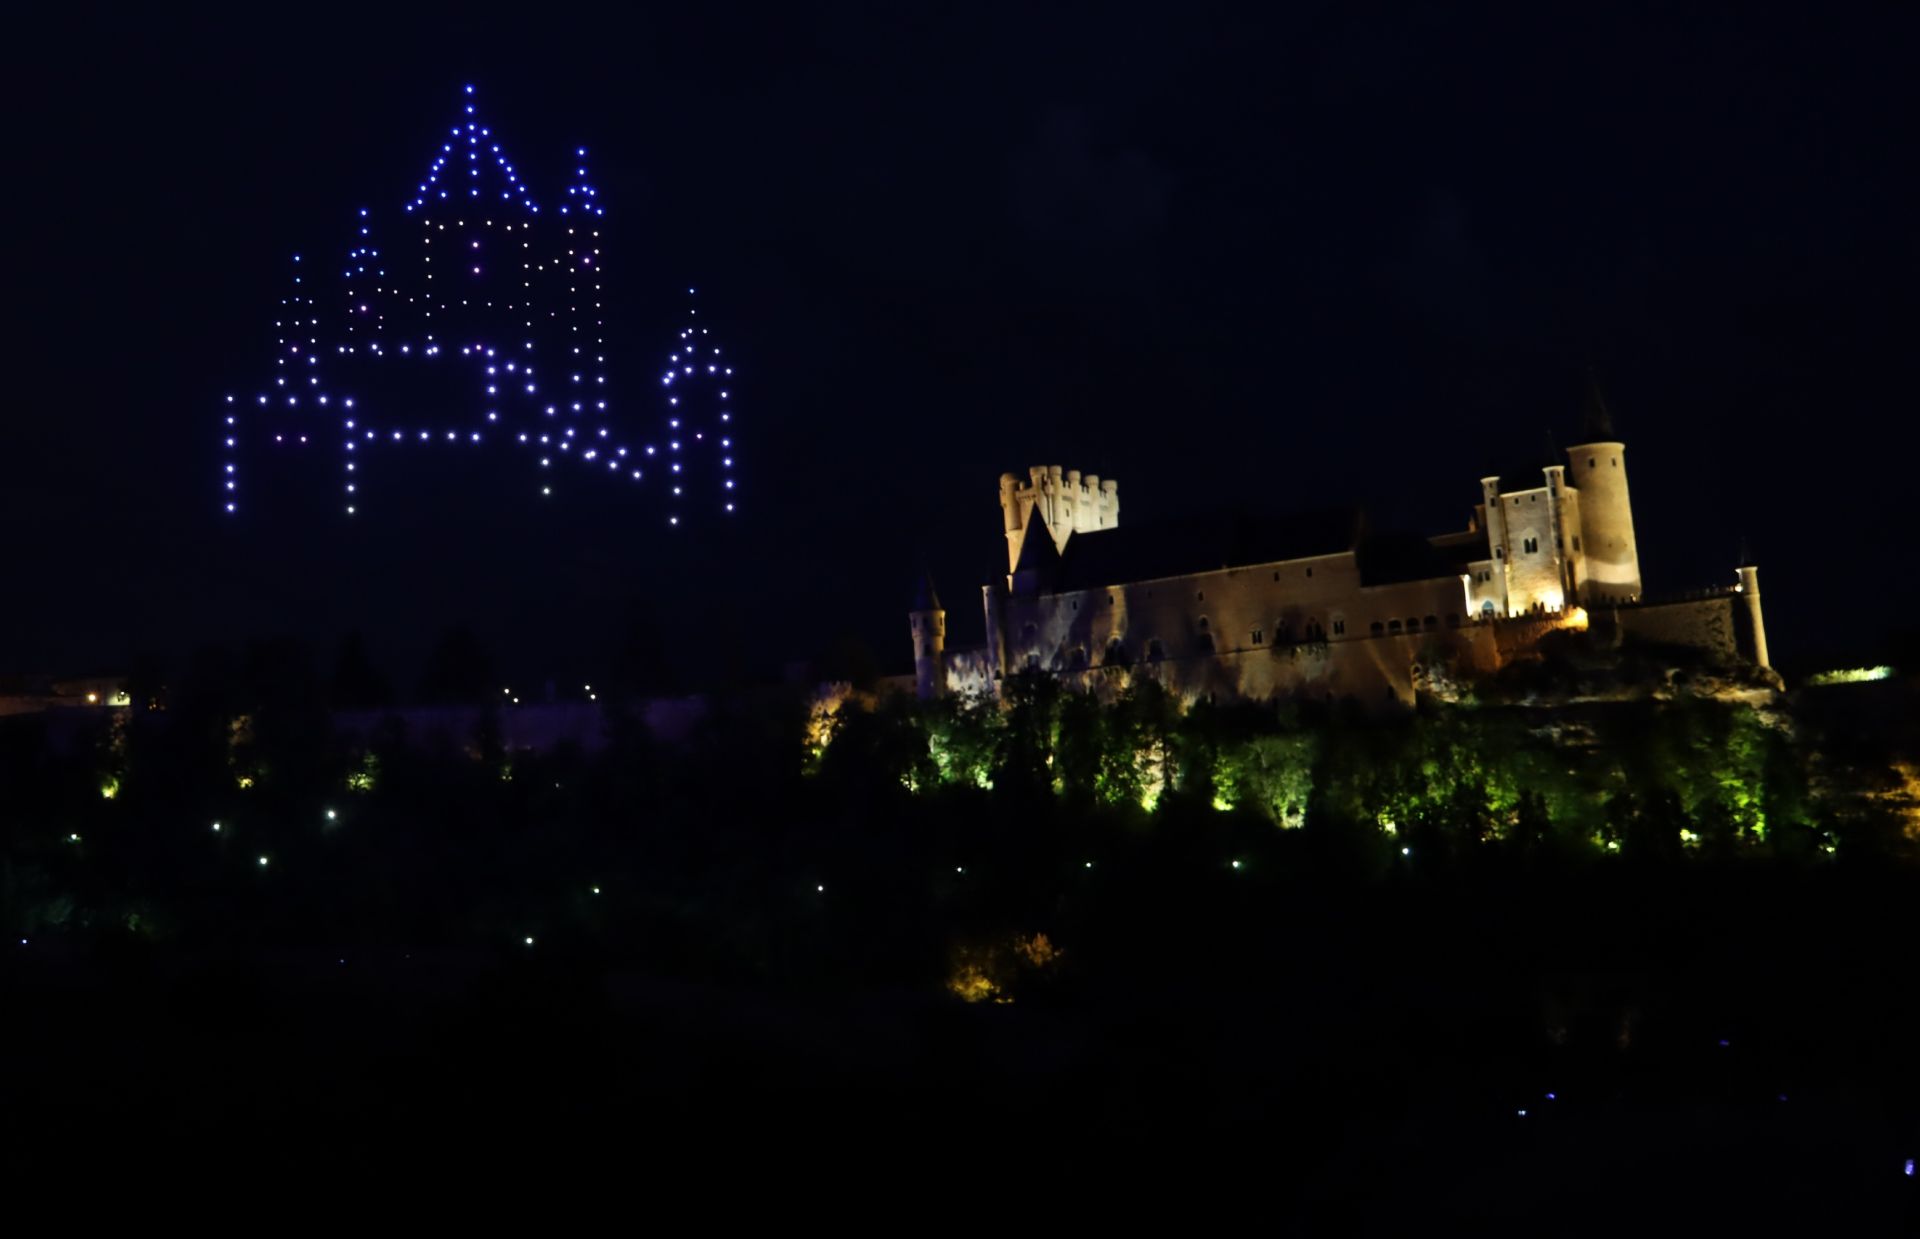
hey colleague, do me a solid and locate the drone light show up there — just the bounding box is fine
[220,84,738,527]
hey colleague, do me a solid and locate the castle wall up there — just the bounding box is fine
[1613,594,1739,661]
[997,550,1478,687]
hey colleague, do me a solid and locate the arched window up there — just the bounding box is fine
[1197,616,1210,631]
[1388,620,1402,634]
[1424,615,1438,630]
[1104,639,1127,665]
[1147,639,1165,662]
[1370,621,1384,636]
[1068,647,1087,670]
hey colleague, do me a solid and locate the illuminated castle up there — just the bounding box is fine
[910,389,1774,706]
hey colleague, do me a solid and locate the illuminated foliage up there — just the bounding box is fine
[946,932,1064,1004]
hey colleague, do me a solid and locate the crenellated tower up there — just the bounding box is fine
[999,465,1118,577]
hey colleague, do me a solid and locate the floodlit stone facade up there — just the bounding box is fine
[912,404,1772,709]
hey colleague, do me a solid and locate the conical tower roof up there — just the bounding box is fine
[1575,369,1617,443]
[912,569,943,612]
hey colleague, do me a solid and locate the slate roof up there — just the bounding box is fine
[1048,507,1365,592]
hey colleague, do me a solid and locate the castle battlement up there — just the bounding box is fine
[999,465,1119,575]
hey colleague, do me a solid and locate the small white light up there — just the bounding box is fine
[524,936,534,946]
[258,856,269,866]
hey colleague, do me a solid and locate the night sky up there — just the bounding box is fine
[7,3,1916,688]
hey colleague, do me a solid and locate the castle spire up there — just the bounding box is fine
[1579,368,1616,442]
[912,568,943,613]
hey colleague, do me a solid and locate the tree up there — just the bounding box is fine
[418,624,495,706]
[330,630,393,709]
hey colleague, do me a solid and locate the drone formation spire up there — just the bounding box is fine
[220,84,741,527]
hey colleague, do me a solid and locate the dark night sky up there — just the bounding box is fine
[5,2,1916,688]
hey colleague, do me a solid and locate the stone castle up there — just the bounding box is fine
[909,392,1773,707]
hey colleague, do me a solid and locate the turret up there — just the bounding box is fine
[1566,382,1641,604]
[1479,475,1512,616]
[909,571,947,700]
[1736,561,1771,671]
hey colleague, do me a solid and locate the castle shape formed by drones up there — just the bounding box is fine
[909,390,1773,707]
[220,85,738,527]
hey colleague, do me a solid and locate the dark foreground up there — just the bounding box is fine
[6,869,1914,1225]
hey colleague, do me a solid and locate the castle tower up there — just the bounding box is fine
[909,572,947,700]
[999,465,1118,576]
[1565,381,1641,605]
[1479,475,1512,616]
[1736,561,1771,670]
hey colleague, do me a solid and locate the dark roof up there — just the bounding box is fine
[1051,507,1364,592]
[911,570,942,612]
[1011,507,1062,579]
[1578,371,1617,441]
[1429,529,1491,569]
[1355,530,1467,586]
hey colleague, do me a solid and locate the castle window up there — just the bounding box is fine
[1370,622,1384,636]
[1069,647,1087,670]
[1531,494,1537,502]
[1388,620,1402,634]
[1332,619,1345,636]
[1195,632,1215,654]
[1273,571,1280,581]
[1197,616,1210,631]
[1147,639,1165,662]
[1027,653,1040,670]
[1523,537,1539,554]
[1306,566,1313,577]
[1612,457,1618,467]
[1589,457,1596,468]
[1424,615,1438,630]
[1196,591,1205,602]
[1572,536,1581,552]
[1251,628,1263,646]
[1104,640,1127,665]
[1495,548,1503,560]
[1407,617,1420,631]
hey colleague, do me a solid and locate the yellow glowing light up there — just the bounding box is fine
[86,692,99,704]
[1212,796,1234,812]
[99,777,119,800]
[1560,606,1589,631]
[236,775,254,790]
[1806,666,1894,686]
